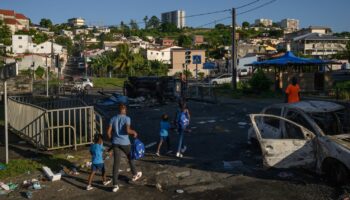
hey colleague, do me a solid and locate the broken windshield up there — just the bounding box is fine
[308,109,349,136]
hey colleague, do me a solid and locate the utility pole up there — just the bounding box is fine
[4,80,8,164]
[46,55,49,97]
[231,8,237,90]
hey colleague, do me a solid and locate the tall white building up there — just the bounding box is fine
[161,10,185,28]
[12,35,64,54]
[280,18,299,32]
[254,18,273,27]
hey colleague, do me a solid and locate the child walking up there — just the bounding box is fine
[156,114,171,156]
[176,101,190,158]
[86,134,111,190]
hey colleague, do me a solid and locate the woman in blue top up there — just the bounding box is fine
[156,114,171,156]
[107,104,142,193]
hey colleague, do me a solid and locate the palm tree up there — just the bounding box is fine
[113,44,145,76]
[91,53,114,77]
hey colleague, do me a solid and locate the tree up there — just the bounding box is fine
[147,16,160,29]
[114,44,135,72]
[32,32,49,44]
[215,24,227,30]
[148,60,168,76]
[178,34,192,48]
[130,19,139,30]
[143,16,149,29]
[90,51,115,77]
[39,18,53,28]
[55,36,73,54]
[0,20,12,45]
[160,22,178,33]
[242,21,250,28]
[35,66,45,79]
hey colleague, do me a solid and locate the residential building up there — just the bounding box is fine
[255,18,273,27]
[193,35,204,46]
[159,38,175,47]
[170,49,207,76]
[60,30,74,39]
[291,33,349,58]
[147,46,182,64]
[161,10,185,28]
[285,26,333,41]
[279,18,299,32]
[68,17,85,27]
[73,29,89,35]
[12,35,64,55]
[0,9,30,33]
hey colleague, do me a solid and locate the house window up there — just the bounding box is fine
[19,45,23,48]
[156,53,159,55]
[151,52,153,55]
[18,36,22,39]
[41,46,44,49]
[162,52,164,56]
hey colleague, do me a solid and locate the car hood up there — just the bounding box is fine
[327,134,350,149]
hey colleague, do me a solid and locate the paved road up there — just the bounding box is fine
[0,97,347,200]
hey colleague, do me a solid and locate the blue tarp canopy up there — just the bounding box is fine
[245,51,337,66]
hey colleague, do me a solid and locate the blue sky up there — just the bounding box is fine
[2,0,349,32]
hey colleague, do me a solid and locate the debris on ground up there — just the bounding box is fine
[278,172,294,178]
[18,141,26,144]
[0,182,10,191]
[145,142,157,149]
[223,160,244,170]
[42,166,61,181]
[156,183,163,192]
[176,189,184,194]
[66,155,75,159]
[26,191,33,199]
[238,122,248,127]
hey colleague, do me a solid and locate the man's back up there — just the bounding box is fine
[109,114,131,145]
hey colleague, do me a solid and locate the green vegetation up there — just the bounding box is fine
[0,20,12,45]
[93,77,126,88]
[0,159,41,180]
[334,81,350,100]
[35,66,45,79]
[248,69,273,92]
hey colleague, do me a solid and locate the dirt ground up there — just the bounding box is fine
[0,96,348,200]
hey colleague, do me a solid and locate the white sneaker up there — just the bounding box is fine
[132,172,142,182]
[156,152,160,157]
[181,146,187,153]
[112,185,119,192]
[176,152,183,158]
[86,185,93,191]
[103,179,111,186]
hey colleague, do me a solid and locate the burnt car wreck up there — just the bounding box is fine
[248,101,350,185]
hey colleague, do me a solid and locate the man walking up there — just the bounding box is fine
[107,104,142,192]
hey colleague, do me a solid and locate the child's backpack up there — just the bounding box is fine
[131,139,145,160]
[179,111,189,129]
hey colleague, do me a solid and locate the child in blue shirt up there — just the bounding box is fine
[156,114,171,156]
[86,134,111,190]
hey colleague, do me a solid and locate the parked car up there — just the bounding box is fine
[248,101,350,184]
[239,68,249,77]
[209,74,239,85]
[73,77,93,90]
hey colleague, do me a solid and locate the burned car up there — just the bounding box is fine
[123,76,180,101]
[248,101,350,184]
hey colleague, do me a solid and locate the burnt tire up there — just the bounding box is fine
[323,158,350,186]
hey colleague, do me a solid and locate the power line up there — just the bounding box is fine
[196,0,277,28]
[130,0,261,26]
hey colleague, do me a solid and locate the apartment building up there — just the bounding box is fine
[0,9,30,33]
[255,18,273,27]
[280,18,299,32]
[161,10,185,28]
[68,17,85,27]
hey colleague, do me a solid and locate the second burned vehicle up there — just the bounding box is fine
[248,101,350,185]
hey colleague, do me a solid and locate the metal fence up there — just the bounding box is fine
[8,96,103,150]
[187,83,218,103]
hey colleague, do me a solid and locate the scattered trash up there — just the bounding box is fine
[0,190,7,195]
[7,183,18,190]
[57,188,64,192]
[156,183,163,192]
[278,172,294,178]
[42,166,61,181]
[18,141,26,144]
[145,142,157,149]
[176,189,184,194]
[223,160,244,170]
[0,183,9,191]
[126,168,131,172]
[26,191,33,199]
[85,162,92,168]
[238,122,247,126]
[0,163,6,170]
[207,120,216,123]
[66,155,75,159]
[71,168,79,175]
[33,182,41,190]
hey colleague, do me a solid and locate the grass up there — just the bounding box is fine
[92,77,126,89]
[0,159,41,179]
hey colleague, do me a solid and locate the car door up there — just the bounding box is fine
[250,114,316,169]
[258,106,283,139]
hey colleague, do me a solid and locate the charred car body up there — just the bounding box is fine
[248,101,350,184]
[123,76,180,101]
